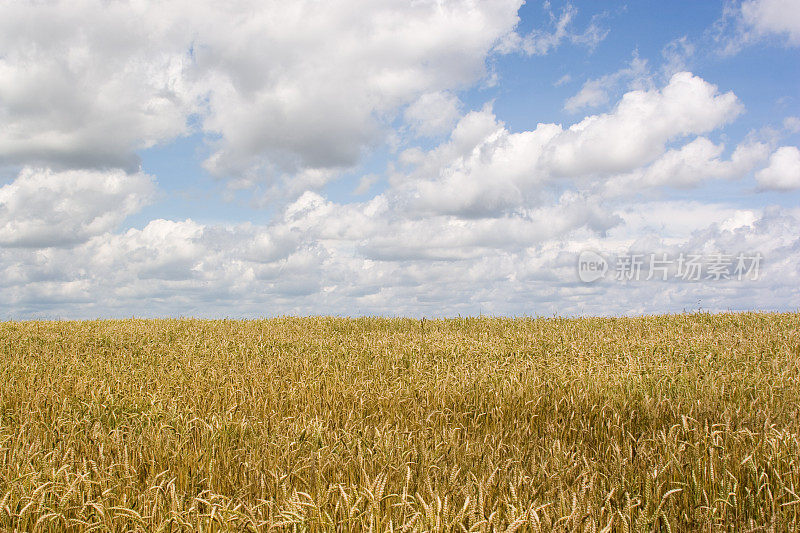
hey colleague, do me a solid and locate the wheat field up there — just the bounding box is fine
[1,313,799,531]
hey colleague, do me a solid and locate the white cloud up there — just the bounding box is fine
[661,36,696,76]
[3,202,799,318]
[353,174,380,196]
[741,0,800,45]
[609,201,760,242]
[756,146,800,190]
[714,0,800,54]
[394,107,561,217]
[0,0,524,183]
[0,0,794,322]
[0,167,155,248]
[554,74,572,87]
[784,117,800,133]
[720,210,758,232]
[496,3,607,56]
[384,73,746,219]
[404,92,462,138]
[186,0,524,179]
[602,137,770,195]
[92,219,206,282]
[564,80,611,113]
[0,1,195,170]
[563,54,649,112]
[546,72,743,177]
[358,198,620,262]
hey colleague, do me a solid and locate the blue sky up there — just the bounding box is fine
[1,0,799,318]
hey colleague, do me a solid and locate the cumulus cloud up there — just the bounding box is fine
[546,72,743,177]
[0,0,524,183]
[196,0,525,179]
[741,0,800,45]
[0,1,195,170]
[0,167,155,248]
[756,146,800,190]
[393,106,559,217]
[391,72,744,219]
[714,0,800,54]
[404,92,462,138]
[3,201,799,318]
[0,0,793,322]
[602,137,770,195]
[91,219,206,282]
[359,197,620,262]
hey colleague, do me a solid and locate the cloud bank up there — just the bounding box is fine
[0,1,798,318]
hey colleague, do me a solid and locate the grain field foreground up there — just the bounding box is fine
[1,313,799,531]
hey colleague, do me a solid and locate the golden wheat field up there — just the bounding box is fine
[1,313,799,532]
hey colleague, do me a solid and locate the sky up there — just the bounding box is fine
[1,0,799,319]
